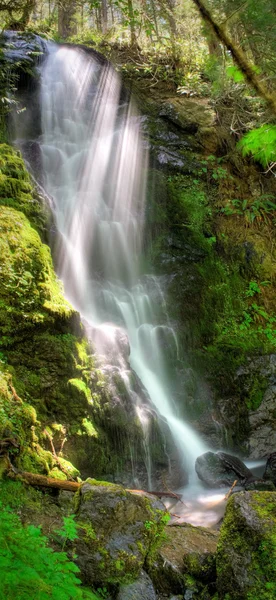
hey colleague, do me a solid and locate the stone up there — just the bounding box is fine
[117,570,156,600]
[216,491,276,599]
[263,452,276,485]
[248,384,276,458]
[0,30,47,66]
[74,479,168,587]
[159,98,215,133]
[147,522,219,595]
[244,478,275,491]
[195,451,254,488]
[236,355,276,458]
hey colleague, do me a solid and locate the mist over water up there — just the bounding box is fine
[39,44,207,486]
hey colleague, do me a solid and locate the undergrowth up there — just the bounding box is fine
[0,502,100,600]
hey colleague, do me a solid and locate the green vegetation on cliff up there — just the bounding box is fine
[0,480,101,600]
[0,142,111,478]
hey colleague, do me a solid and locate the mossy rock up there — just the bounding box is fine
[74,480,169,586]
[216,491,276,599]
[0,205,75,347]
[0,369,53,475]
[0,143,46,231]
[147,522,219,596]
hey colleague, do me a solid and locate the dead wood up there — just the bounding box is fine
[5,467,183,499]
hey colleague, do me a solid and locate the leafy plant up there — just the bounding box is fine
[220,195,276,225]
[55,514,79,549]
[0,503,100,600]
[238,125,276,167]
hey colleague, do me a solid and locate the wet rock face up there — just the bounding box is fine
[195,451,254,488]
[147,522,219,596]
[0,30,47,69]
[216,491,276,599]
[239,355,276,458]
[74,480,168,587]
[210,355,276,457]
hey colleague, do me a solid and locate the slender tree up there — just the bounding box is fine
[191,0,276,114]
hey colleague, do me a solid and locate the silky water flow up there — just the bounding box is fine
[15,44,233,526]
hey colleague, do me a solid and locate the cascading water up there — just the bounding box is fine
[18,43,208,489]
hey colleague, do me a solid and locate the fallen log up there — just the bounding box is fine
[8,470,81,492]
[6,468,182,500]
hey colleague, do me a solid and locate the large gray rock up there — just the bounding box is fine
[206,355,276,457]
[237,355,276,458]
[74,479,168,587]
[248,384,276,458]
[159,98,215,133]
[216,491,276,599]
[195,451,254,488]
[0,30,47,66]
[147,522,219,595]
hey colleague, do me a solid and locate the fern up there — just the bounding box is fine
[0,503,100,600]
[238,124,276,167]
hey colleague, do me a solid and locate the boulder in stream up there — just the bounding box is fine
[74,479,168,586]
[195,451,254,488]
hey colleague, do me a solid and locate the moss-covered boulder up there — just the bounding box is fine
[159,98,215,133]
[216,491,276,599]
[195,451,254,488]
[74,479,168,586]
[147,522,219,597]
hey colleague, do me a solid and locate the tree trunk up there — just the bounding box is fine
[191,0,276,115]
[58,0,78,38]
[19,0,36,27]
[204,22,222,58]
[127,0,137,47]
[102,0,108,34]
[149,0,159,39]
[9,470,81,491]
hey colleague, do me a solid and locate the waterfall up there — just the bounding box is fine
[27,44,207,483]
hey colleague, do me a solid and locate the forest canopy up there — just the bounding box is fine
[0,1,276,165]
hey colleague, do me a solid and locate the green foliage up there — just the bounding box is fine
[166,173,212,247]
[0,502,100,600]
[220,195,276,226]
[238,125,276,168]
[55,514,78,549]
[227,65,245,83]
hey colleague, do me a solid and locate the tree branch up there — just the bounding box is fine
[191,0,276,115]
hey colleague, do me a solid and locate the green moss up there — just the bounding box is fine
[0,205,73,347]
[216,492,276,599]
[0,479,45,512]
[68,378,92,404]
[245,374,268,410]
[0,144,46,232]
[78,521,97,542]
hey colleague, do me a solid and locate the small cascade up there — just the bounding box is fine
[17,42,208,487]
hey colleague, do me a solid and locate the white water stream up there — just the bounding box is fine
[36,45,208,491]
